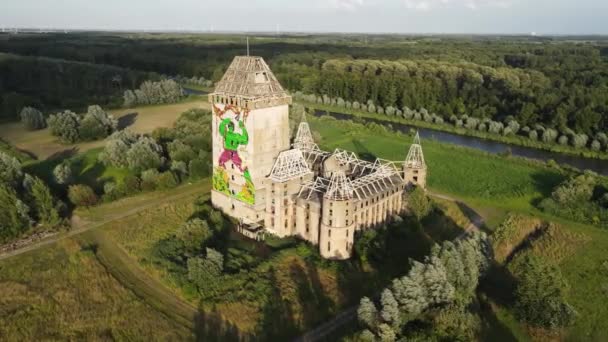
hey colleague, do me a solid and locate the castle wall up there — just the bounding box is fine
[319,198,356,260]
[295,197,321,245]
[264,174,313,237]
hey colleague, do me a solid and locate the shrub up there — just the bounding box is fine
[53,162,72,185]
[528,130,538,141]
[408,186,433,220]
[156,171,179,190]
[120,175,141,195]
[558,135,569,145]
[511,255,576,328]
[168,140,197,163]
[367,103,376,113]
[47,110,80,143]
[541,128,558,143]
[20,107,46,130]
[353,101,360,110]
[189,158,209,179]
[571,134,588,149]
[591,140,601,151]
[141,169,160,191]
[68,184,98,207]
[99,130,139,168]
[171,160,188,177]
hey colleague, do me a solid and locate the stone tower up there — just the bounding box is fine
[403,132,427,189]
[209,56,292,223]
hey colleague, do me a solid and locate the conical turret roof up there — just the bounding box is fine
[213,56,288,98]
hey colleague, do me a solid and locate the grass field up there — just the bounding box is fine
[0,238,193,341]
[0,99,208,160]
[309,115,566,214]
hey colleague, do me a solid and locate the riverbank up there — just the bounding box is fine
[298,101,608,161]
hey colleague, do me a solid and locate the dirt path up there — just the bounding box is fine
[0,184,208,261]
[79,229,199,330]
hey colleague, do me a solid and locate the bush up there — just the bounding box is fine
[156,171,179,190]
[189,158,209,179]
[558,135,569,145]
[68,184,98,207]
[120,174,141,195]
[528,130,538,141]
[20,107,46,130]
[141,169,160,191]
[47,110,80,143]
[53,162,72,185]
[511,255,577,328]
[408,186,433,220]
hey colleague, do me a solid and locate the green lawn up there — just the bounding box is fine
[310,115,565,214]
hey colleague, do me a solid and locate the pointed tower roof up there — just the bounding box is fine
[325,171,355,201]
[405,132,426,169]
[293,121,317,150]
[210,56,291,109]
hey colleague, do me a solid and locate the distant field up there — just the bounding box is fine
[0,239,192,341]
[0,99,208,160]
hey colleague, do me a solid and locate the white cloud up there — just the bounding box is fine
[403,0,512,10]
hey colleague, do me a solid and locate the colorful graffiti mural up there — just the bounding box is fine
[212,104,255,205]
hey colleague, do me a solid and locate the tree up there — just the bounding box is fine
[408,186,433,220]
[423,256,455,305]
[357,297,378,329]
[20,107,46,130]
[380,289,400,328]
[0,152,23,187]
[176,218,213,255]
[53,162,72,185]
[0,184,31,241]
[126,136,165,173]
[99,130,139,168]
[123,90,137,107]
[511,255,577,328]
[27,176,60,226]
[78,105,117,141]
[47,110,80,143]
[68,184,98,207]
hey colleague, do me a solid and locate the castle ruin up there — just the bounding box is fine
[210,56,427,259]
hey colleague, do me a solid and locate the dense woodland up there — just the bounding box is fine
[1,33,606,136]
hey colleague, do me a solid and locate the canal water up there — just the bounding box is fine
[313,110,608,175]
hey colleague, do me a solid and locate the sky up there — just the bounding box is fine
[1,0,607,35]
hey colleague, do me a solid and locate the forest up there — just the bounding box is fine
[1,33,606,137]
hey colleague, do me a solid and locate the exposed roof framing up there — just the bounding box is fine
[405,132,426,169]
[298,177,330,200]
[213,56,288,98]
[293,122,317,150]
[325,171,355,201]
[269,149,312,182]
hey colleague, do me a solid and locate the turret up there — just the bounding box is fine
[403,132,427,189]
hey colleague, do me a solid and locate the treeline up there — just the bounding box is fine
[307,58,608,136]
[3,33,607,137]
[296,92,608,152]
[0,52,155,121]
[122,79,184,107]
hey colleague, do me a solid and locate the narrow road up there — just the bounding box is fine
[0,184,208,261]
[294,192,486,342]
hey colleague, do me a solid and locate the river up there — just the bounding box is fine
[312,110,608,176]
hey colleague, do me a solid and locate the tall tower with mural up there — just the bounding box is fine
[210,56,292,223]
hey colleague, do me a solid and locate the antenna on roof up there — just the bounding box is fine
[246,37,250,56]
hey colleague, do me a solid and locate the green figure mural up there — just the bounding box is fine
[213,106,255,205]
